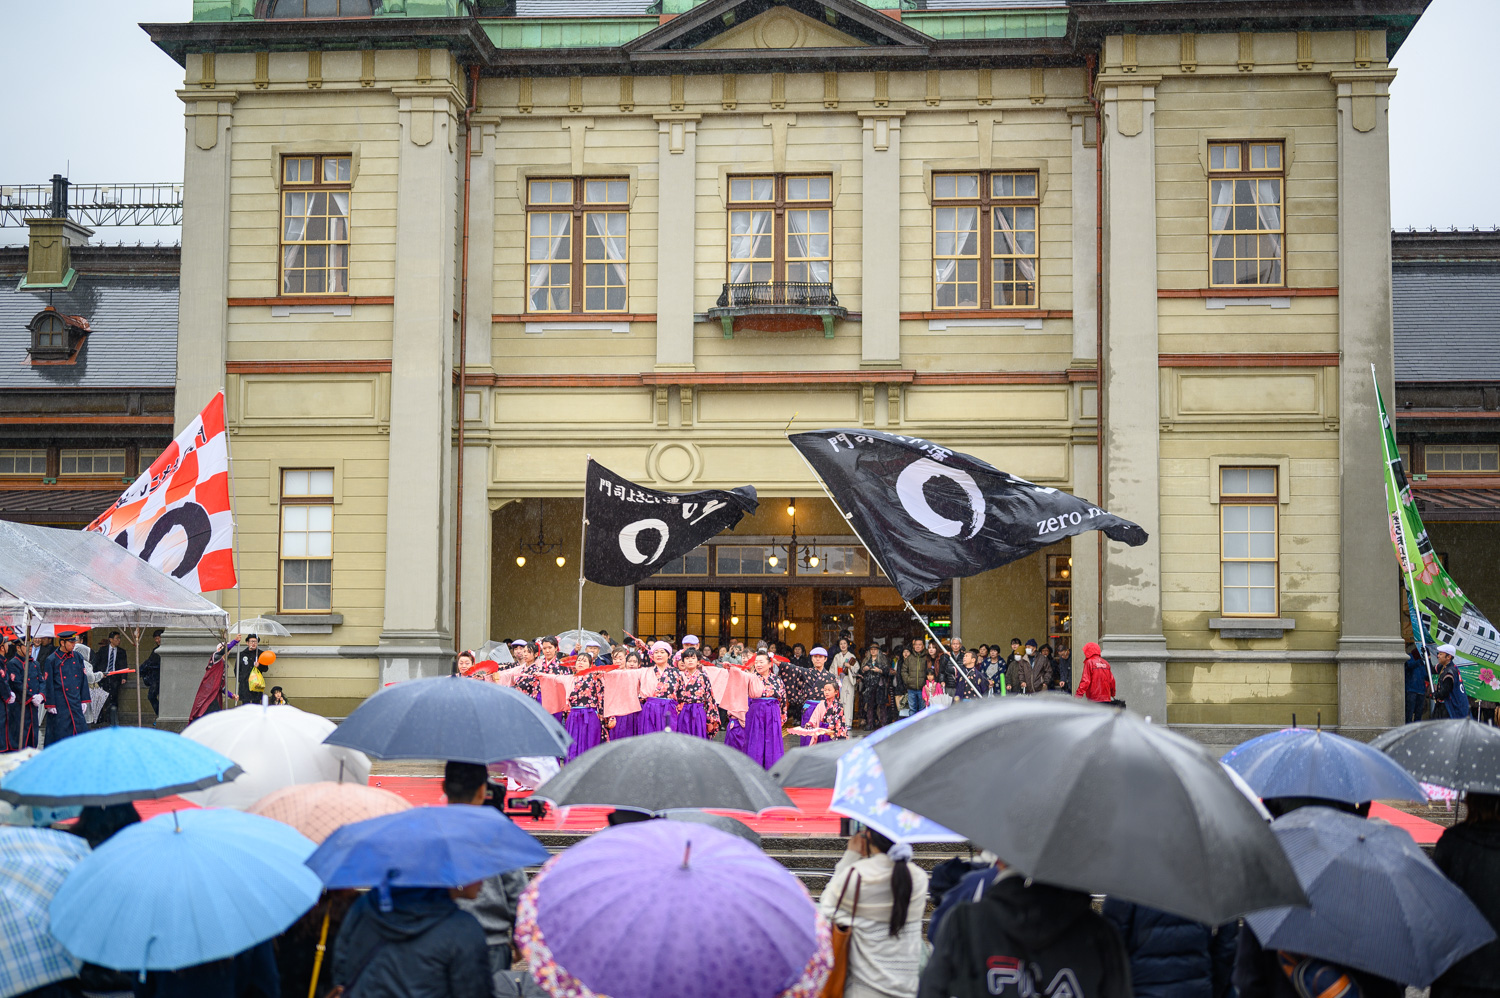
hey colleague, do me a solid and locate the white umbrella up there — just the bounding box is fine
[475,639,515,665]
[228,617,293,638]
[180,704,369,809]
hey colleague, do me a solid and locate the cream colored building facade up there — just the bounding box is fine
[150,0,1429,739]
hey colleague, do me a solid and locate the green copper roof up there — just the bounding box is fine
[484,17,658,48]
[905,10,1067,40]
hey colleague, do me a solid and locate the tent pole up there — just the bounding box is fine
[20,613,33,749]
[131,627,144,727]
[786,435,983,700]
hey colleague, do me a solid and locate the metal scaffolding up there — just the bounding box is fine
[1,176,183,228]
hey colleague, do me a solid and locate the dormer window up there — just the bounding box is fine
[265,0,379,16]
[27,308,89,363]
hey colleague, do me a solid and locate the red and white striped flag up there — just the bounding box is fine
[88,391,237,594]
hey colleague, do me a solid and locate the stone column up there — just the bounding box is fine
[1070,441,1100,652]
[655,115,700,370]
[1333,69,1404,735]
[160,92,237,722]
[859,111,904,366]
[1097,74,1166,720]
[1069,107,1099,365]
[378,91,461,682]
[458,118,498,652]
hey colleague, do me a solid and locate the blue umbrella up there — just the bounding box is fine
[1221,727,1426,805]
[0,727,242,807]
[0,828,92,996]
[50,809,320,972]
[831,708,965,844]
[306,804,550,907]
[1245,807,1495,987]
[323,676,570,764]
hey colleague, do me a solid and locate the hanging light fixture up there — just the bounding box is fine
[516,498,563,569]
[731,615,740,626]
[556,555,567,568]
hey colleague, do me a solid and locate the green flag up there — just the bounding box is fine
[1375,368,1500,702]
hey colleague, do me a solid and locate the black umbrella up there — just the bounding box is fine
[323,676,570,765]
[768,736,863,788]
[533,731,794,815]
[873,695,1306,924]
[1245,807,1495,987]
[663,810,762,848]
[1369,718,1500,794]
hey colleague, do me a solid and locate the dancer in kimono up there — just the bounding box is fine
[662,647,719,738]
[637,641,679,735]
[742,649,787,769]
[796,648,837,746]
[803,680,849,743]
[564,651,605,762]
[609,649,643,740]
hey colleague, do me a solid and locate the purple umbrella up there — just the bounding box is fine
[515,821,831,998]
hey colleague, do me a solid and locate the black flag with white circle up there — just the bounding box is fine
[789,429,1148,601]
[583,460,759,587]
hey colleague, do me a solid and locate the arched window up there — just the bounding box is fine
[266,0,378,17]
[32,313,66,351]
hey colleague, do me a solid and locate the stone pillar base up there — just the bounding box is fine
[158,632,229,725]
[1336,635,1406,737]
[378,630,455,685]
[1099,633,1168,722]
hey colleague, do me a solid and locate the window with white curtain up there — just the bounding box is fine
[932,171,1038,309]
[1220,467,1279,616]
[726,175,832,286]
[527,178,629,313]
[280,469,334,612]
[1208,141,1283,287]
[281,155,350,295]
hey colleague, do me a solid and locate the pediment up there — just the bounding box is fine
[626,0,931,54]
[698,7,865,50]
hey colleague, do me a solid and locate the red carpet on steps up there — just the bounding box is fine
[133,779,1445,844]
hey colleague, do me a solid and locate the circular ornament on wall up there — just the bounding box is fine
[756,11,805,49]
[649,442,700,485]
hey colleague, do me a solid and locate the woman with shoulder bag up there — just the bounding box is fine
[818,828,931,998]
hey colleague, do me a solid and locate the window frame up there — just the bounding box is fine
[0,449,48,477]
[1422,443,1499,475]
[280,154,352,297]
[931,170,1041,310]
[1207,140,1285,289]
[525,177,631,315]
[264,0,378,18]
[58,449,127,477]
[1219,466,1280,618]
[725,174,834,286]
[278,468,335,614]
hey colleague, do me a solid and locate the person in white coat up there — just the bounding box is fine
[819,829,931,998]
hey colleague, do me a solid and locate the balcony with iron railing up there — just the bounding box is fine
[706,281,847,339]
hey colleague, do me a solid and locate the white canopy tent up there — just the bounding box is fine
[0,521,228,631]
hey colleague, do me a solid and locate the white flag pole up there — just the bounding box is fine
[786,432,984,700]
[576,455,591,645]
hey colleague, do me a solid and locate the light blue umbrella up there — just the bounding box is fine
[307,804,550,908]
[0,828,91,996]
[49,809,320,972]
[831,708,965,844]
[1221,727,1426,805]
[0,727,242,807]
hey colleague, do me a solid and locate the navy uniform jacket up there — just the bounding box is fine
[5,654,42,749]
[43,649,89,742]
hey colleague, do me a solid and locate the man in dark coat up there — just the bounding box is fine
[43,631,90,743]
[920,871,1132,998]
[446,762,530,993]
[1404,644,1430,723]
[1431,792,1500,998]
[236,634,265,705]
[331,885,492,998]
[93,630,129,728]
[0,644,14,752]
[6,640,40,749]
[139,630,164,718]
[1102,898,1237,998]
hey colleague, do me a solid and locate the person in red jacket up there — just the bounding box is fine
[1074,642,1117,703]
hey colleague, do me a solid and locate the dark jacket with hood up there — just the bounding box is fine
[1432,819,1500,996]
[1101,898,1237,998]
[332,887,493,998]
[919,871,1132,998]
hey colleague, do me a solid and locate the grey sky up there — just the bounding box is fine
[1,0,1493,246]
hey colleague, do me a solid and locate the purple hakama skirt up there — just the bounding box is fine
[564,707,602,762]
[675,702,709,738]
[637,697,677,735]
[724,717,747,752]
[799,701,830,746]
[744,697,785,770]
[611,710,638,740]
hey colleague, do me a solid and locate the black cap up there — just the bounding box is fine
[56,630,78,640]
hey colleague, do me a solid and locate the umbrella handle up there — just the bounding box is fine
[308,905,332,998]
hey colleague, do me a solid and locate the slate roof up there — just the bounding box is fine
[0,248,178,390]
[1393,259,1500,383]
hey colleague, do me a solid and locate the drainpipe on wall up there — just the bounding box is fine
[453,64,480,659]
